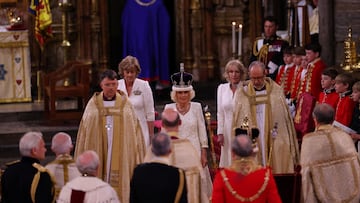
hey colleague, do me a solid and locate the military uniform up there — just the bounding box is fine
[1,157,55,203]
[290,65,303,101]
[297,58,326,101]
[250,36,289,80]
[335,90,356,126]
[130,161,187,203]
[275,63,296,96]
[318,88,339,110]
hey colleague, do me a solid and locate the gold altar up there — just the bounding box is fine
[0,26,31,103]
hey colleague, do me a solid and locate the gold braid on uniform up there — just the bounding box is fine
[31,163,56,203]
[294,97,303,124]
[290,67,302,99]
[252,39,269,64]
[294,63,315,124]
[174,169,185,203]
[220,168,270,202]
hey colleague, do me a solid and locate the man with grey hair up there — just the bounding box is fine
[301,103,360,202]
[212,135,282,202]
[57,150,120,203]
[144,108,210,203]
[232,60,299,174]
[46,132,81,198]
[131,133,187,203]
[1,131,55,203]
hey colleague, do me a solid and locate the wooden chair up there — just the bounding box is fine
[43,61,92,121]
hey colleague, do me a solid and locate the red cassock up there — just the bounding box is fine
[298,58,326,101]
[276,64,296,96]
[294,92,316,139]
[290,66,303,100]
[212,168,282,203]
[335,93,356,126]
[318,89,339,110]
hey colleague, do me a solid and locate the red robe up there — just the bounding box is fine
[276,63,296,96]
[290,65,303,101]
[212,167,282,203]
[335,91,356,126]
[318,88,339,110]
[298,58,326,101]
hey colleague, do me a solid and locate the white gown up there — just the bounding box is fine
[118,78,155,147]
[165,102,213,200]
[216,83,236,167]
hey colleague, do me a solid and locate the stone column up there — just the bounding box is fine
[318,0,334,66]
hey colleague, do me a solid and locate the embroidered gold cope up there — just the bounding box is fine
[75,91,145,203]
[232,78,299,174]
[301,125,360,202]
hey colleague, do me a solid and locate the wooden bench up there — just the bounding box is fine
[43,61,92,121]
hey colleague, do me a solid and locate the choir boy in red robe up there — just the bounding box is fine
[318,68,339,109]
[334,73,356,126]
[298,43,326,101]
[276,47,296,97]
[289,47,306,101]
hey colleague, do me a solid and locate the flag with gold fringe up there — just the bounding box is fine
[29,0,53,50]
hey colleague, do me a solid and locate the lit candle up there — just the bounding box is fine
[238,24,242,57]
[232,22,236,54]
[63,0,68,3]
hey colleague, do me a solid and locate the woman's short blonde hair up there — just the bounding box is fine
[223,59,247,81]
[118,55,141,77]
[170,89,195,102]
[353,81,360,92]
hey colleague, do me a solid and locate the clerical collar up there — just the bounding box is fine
[339,90,352,98]
[103,95,116,101]
[254,85,266,92]
[324,87,335,94]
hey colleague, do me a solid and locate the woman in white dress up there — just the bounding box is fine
[217,59,246,167]
[164,67,213,200]
[118,55,155,147]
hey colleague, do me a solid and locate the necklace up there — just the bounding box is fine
[176,103,190,115]
[135,0,156,6]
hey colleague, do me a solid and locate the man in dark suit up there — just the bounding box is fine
[130,133,187,203]
[1,131,55,203]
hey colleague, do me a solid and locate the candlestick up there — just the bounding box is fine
[238,24,242,57]
[232,22,236,55]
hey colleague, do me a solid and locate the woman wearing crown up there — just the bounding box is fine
[164,65,213,202]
